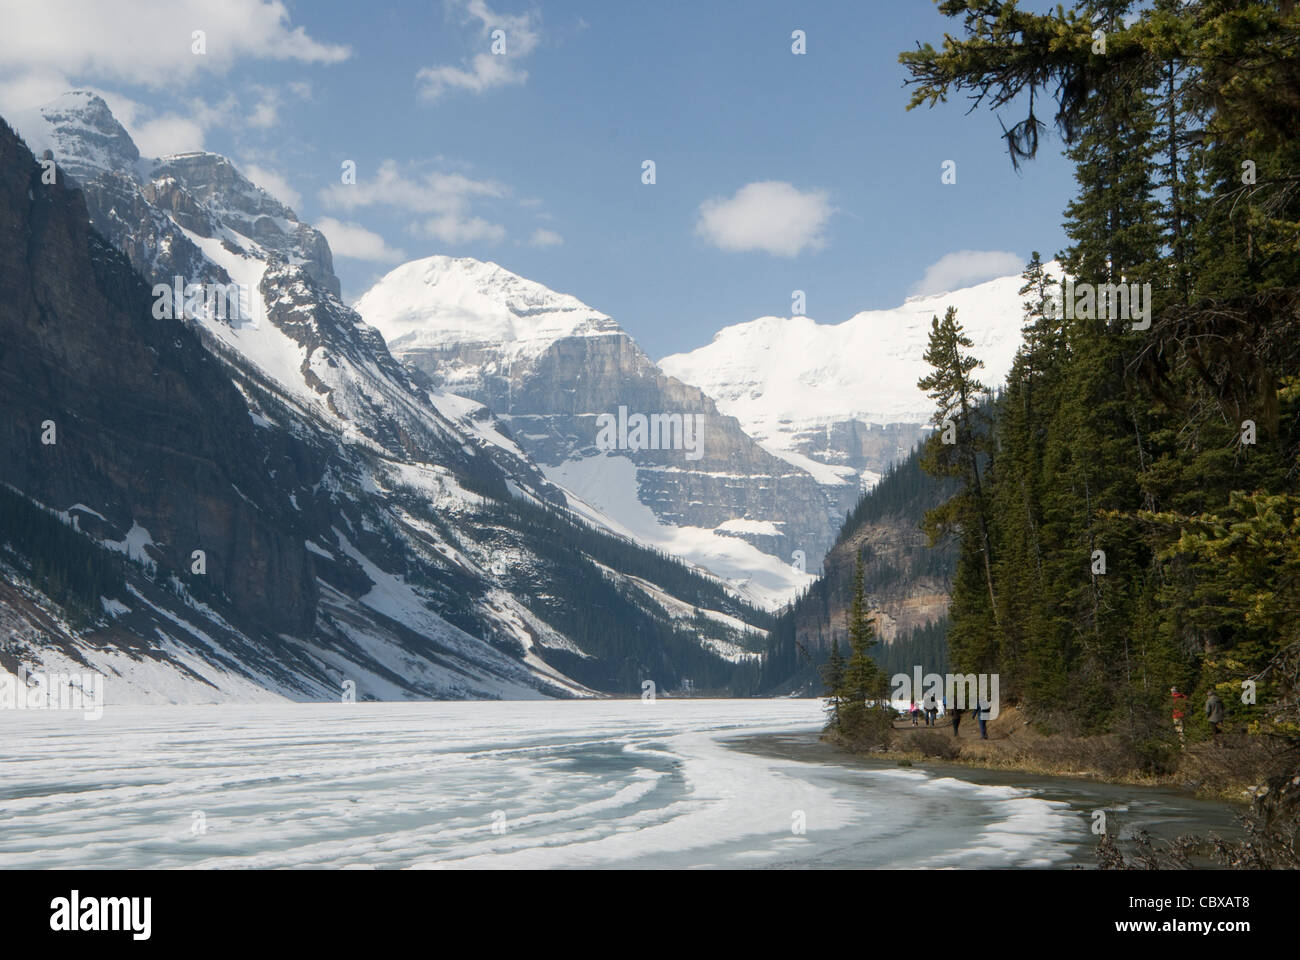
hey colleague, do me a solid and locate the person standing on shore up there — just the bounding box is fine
[923,690,937,726]
[950,705,963,737]
[975,699,989,740]
[1171,687,1188,745]
[1206,690,1224,736]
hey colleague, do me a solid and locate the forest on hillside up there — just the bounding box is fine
[759,447,956,694]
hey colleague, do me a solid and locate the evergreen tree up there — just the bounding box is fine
[986,253,1061,698]
[838,559,891,743]
[820,638,846,731]
[918,306,999,671]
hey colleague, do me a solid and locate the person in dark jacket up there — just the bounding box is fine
[950,706,964,737]
[1206,690,1225,735]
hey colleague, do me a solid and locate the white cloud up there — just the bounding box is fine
[0,1,348,93]
[243,82,308,130]
[316,217,406,262]
[242,164,302,210]
[0,70,70,115]
[420,215,506,245]
[0,3,340,153]
[320,159,506,215]
[319,159,530,247]
[529,228,563,247]
[133,114,207,155]
[910,250,1024,296]
[417,0,540,101]
[695,181,832,257]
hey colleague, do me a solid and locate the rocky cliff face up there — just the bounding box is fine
[18,94,226,292]
[812,517,951,648]
[152,151,340,298]
[754,444,958,694]
[498,330,836,550]
[0,115,317,637]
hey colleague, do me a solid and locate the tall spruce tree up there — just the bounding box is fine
[986,253,1061,699]
[838,559,890,742]
[821,638,846,731]
[918,306,999,672]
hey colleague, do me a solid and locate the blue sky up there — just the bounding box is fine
[0,0,1077,358]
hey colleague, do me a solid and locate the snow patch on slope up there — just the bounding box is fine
[544,454,814,610]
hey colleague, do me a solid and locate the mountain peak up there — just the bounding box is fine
[154,151,295,219]
[12,90,141,181]
[44,89,112,113]
[355,254,620,356]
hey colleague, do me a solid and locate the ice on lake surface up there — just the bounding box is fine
[1,699,1090,869]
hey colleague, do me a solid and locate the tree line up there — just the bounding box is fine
[902,0,1300,763]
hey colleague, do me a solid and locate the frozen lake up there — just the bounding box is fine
[0,699,1208,869]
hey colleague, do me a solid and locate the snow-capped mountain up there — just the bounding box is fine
[355,255,622,374]
[660,274,1035,491]
[0,94,771,703]
[356,256,834,606]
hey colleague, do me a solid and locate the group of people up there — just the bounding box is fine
[906,692,940,728]
[946,701,991,740]
[905,693,991,740]
[1171,686,1225,745]
[904,684,1224,747]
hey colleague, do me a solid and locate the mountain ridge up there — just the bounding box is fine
[660,270,1042,496]
[0,93,773,702]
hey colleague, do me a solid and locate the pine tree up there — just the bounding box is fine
[985,253,1062,698]
[820,638,846,731]
[918,306,1000,671]
[838,558,890,743]
[843,560,879,698]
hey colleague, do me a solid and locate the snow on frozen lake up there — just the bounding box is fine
[0,699,1082,869]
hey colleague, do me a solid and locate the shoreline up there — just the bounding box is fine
[858,705,1257,805]
[725,727,1245,867]
[879,730,1246,799]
